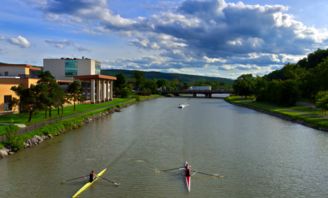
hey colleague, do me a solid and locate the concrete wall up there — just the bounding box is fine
[44,59,99,80]
[77,59,92,75]
[43,59,67,80]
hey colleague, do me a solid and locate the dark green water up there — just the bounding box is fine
[1,98,328,197]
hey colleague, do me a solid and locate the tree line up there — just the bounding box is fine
[233,49,328,111]
[113,70,230,98]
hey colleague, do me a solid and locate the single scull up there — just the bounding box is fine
[72,168,107,198]
[184,162,191,192]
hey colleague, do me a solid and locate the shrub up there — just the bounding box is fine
[5,129,24,151]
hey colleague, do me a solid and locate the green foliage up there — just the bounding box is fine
[315,91,328,113]
[233,74,256,97]
[66,80,83,110]
[0,125,18,136]
[114,73,133,98]
[256,79,300,106]
[226,95,328,130]
[298,49,328,69]
[134,95,140,102]
[5,128,23,151]
[234,48,328,106]
[101,69,233,85]
[134,70,145,90]
[120,86,132,98]
[11,84,40,122]
[115,73,126,89]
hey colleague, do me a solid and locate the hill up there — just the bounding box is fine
[101,69,233,85]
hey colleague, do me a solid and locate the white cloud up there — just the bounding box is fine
[8,35,31,48]
[45,39,90,51]
[28,0,328,77]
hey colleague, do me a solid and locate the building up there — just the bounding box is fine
[0,63,41,112]
[43,57,116,103]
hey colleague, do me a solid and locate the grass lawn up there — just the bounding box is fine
[225,96,328,130]
[0,98,132,125]
[0,95,160,137]
[0,126,8,136]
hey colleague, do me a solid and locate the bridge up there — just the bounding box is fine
[164,89,232,98]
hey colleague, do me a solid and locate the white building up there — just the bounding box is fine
[43,57,116,103]
[43,57,101,80]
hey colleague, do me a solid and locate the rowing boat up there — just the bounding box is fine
[72,168,107,198]
[184,162,191,192]
[185,175,191,192]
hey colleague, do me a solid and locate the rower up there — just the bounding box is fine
[184,162,191,177]
[89,170,96,182]
[184,161,189,169]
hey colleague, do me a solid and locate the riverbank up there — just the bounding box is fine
[225,96,328,132]
[0,95,160,159]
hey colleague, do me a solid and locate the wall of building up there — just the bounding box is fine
[43,59,67,80]
[0,66,28,76]
[0,78,21,112]
[77,59,92,75]
[44,58,100,80]
[0,78,38,112]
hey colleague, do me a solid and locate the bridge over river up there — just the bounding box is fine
[164,89,232,98]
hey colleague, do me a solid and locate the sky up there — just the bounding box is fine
[1,0,328,79]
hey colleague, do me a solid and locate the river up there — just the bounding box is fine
[1,98,328,198]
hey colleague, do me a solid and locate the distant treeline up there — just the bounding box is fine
[104,70,233,98]
[233,49,328,110]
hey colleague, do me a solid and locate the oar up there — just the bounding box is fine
[61,175,88,184]
[100,177,120,186]
[195,171,224,178]
[160,167,183,172]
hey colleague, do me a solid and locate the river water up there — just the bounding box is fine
[1,98,328,198]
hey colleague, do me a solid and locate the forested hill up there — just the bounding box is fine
[101,69,233,84]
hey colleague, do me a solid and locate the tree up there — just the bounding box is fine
[114,73,131,98]
[11,85,40,122]
[66,80,83,110]
[115,73,126,89]
[233,74,256,97]
[52,85,66,116]
[37,71,63,118]
[315,91,328,114]
[134,70,145,90]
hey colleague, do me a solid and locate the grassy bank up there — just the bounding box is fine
[0,95,160,150]
[225,96,328,131]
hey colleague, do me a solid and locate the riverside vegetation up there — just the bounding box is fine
[0,95,159,158]
[230,48,328,130]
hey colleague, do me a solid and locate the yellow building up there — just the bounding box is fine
[0,63,41,112]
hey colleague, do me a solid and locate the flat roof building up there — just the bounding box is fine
[43,57,116,103]
[0,63,41,112]
[43,57,101,81]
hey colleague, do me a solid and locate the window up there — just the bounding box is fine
[4,71,8,76]
[4,95,12,111]
[65,60,77,77]
[95,61,101,74]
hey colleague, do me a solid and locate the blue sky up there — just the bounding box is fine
[1,0,328,79]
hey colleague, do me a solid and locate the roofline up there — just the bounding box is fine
[0,63,42,70]
[74,74,117,81]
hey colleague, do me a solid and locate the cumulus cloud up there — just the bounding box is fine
[45,39,90,51]
[29,0,328,77]
[8,35,31,48]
